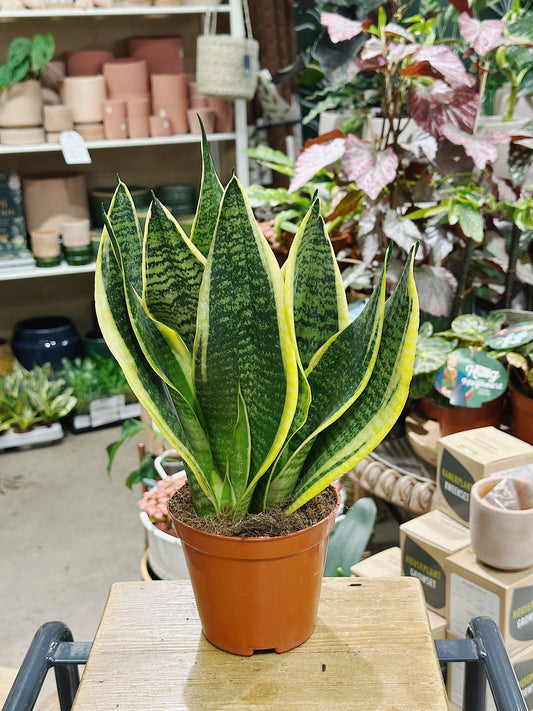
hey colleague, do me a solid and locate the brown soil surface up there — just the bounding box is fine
[168,484,338,538]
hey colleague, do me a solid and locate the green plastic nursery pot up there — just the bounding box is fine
[168,486,340,656]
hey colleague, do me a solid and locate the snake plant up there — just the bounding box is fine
[95,130,419,522]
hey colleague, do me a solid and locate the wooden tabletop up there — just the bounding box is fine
[72,577,448,710]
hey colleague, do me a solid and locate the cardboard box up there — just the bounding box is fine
[447,640,533,710]
[435,427,533,525]
[400,509,471,614]
[350,546,401,578]
[446,547,533,655]
[428,609,447,640]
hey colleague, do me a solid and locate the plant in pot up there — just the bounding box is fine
[0,33,55,129]
[95,128,419,655]
[410,314,511,436]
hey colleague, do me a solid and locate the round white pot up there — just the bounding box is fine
[140,511,189,580]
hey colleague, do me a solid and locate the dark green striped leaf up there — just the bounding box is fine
[190,124,224,257]
[143,198,205,352]
[194,176,298,503]
[286,246,419,513]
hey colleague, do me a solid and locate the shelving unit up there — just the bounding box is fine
[0,1,250,337]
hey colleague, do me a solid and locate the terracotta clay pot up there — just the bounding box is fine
[155,105,188,134]
[103,59,149,99]
[510,387,533,445]
[127,36,183,75]
[206,96,233,132]
[169,486,340,656]
[470,476,533,571]
[150,73,188,107]
[187,108,215,134]
[435,396,504,437]
[103,99,126,121]
[65,49,114,76]
[127,114,149,139]
[60,75,106,123]
[149,114,172,137]
[0,80,43,128]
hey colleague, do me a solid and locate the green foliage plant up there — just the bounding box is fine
[59,354,133,414]
[0,34,55,90]
[95,129,419,522]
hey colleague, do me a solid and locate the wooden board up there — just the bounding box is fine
[72,577,448,710]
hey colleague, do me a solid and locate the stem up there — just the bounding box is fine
[503,223,521,309]
[503,84,519,122]
[451,236,474,319]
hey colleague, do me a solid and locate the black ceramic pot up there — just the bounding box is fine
[12,316,82,369]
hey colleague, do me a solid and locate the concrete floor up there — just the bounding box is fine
[0,424,144,708]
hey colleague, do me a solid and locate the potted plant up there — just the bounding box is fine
[410,314,511,435]
[95,128,419,655]
[0,33,55,129]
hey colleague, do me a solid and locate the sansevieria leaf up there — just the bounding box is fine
[95,231,219,517]
[194,175,298,510]
[286,246,419,513]
[143,198,206,352]
[284,198,350,370]
[262,256,387,507]
[190,124,224,257]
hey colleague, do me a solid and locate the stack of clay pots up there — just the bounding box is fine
[0,80,46,145]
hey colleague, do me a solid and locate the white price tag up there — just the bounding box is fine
[90,394,126,427]
[60,130,92,165]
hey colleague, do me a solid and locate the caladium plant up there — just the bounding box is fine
[95,131,419,521]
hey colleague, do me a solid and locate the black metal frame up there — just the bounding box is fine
[2,616,527,711]
[2,622,91,711]
[435,617,527,711]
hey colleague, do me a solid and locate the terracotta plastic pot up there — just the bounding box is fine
[435,396,504,437]
[169,486,340,656]
[470,476,533,571]
[510,387,533,445]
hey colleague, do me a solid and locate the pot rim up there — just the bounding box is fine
[139,511,182,543]
[471,476,533,514]
[169,484,341,546]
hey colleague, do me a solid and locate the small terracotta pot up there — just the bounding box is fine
[60,75,106,123]
[30,229,61,266]
[156,105,188,134]
[126,96,150,117]
[102,99,126,120]
[61,217,91,247]
[127,36,184,75]
[436,396,504,437]
[149,114,172,137]
[103,59,149,98]
[75,122,105,140]
[104,116,128,140]
[43,104,73,132]
[0,80,43,128]
[127,115,149,138]
[169,486,340,656]
[470,476,533,571]
[65,49,114,76]
[187,108,215,135]
[150,73,188,106]
[510,387,533,445]
[206,96,234,132]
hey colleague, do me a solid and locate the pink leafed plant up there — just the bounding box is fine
[138,476,186,536]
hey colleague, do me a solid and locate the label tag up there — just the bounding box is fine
[485,322,533,350]
[60,130,92,165]
[434,348,508,407]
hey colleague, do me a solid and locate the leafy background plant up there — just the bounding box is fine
[0,33,55,89]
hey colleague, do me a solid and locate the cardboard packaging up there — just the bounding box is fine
[350,546,402,578]
[400,509,471,614]
[447,639,533,710]
[446,547,533,655]
[435,426,533,525]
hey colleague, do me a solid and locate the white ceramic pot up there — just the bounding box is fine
[0,80,43,128]
[140,512,189,580]
[470,476,533,571]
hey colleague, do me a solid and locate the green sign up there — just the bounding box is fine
[434,348,508,407]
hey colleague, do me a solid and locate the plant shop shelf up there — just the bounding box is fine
[0,422,64,451]
[0,4,230,18]
[0,133,236,156]
[0,260,96,282]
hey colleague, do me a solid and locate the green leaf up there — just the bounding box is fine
[227,387,252,515]
[287,246,419,513]
[190,124,224,257]
[458,203,484,242]
[283,198,350,370]
[106,418,150,474]
[95,229,218,517]
[30,33,55,74]
[193,175,299,508]
[324,497,377,576]
[143,197,205,352]
[7,37,31,63]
